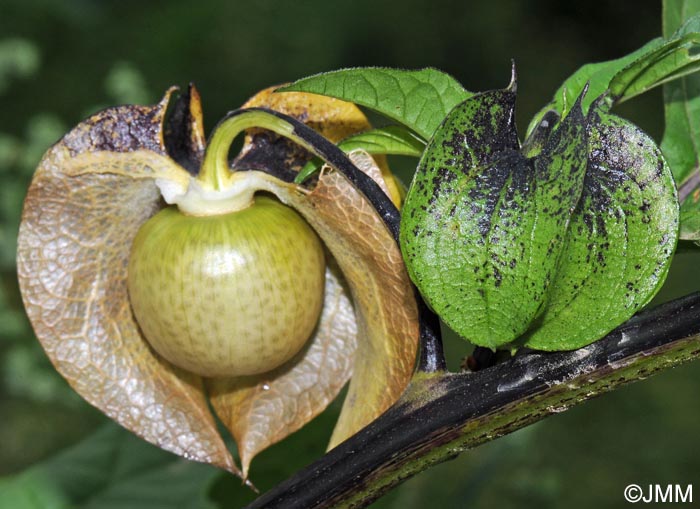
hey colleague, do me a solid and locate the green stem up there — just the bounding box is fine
[200,110,297,190]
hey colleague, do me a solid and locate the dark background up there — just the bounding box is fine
[1,1,698,508]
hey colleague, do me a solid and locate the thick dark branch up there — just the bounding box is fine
[246,293,700,509]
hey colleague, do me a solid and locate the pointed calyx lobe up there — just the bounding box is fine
[400,84,677,351]
[164,84,206,174]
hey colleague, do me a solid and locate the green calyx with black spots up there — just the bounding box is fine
[400,78,679,351]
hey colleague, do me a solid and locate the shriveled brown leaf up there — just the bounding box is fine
[16,91,241,476]
[242,85,371,144]
[207,260,356,477]
[260,150,420,449]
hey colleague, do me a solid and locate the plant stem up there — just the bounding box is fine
[416,299,446,372]
[245,292,700,509]
[678,168,700,203]
[201,109,297,190]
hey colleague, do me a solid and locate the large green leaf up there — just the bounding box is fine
[661,0,700,243]
[532,39,662,121]
[527,13,700,137]
[609,32,700,102]
[399,84,587,349]
[0,424,221,509]
[330,125,425,156]
[665,0,700,33]
[524,105,679,350]
[279,68,471,140]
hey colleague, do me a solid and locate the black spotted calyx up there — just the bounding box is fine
[400,81,678,351]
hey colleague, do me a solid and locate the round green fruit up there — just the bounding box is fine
[127,195,326,377]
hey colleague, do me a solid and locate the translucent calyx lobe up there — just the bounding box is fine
[18,84,421,479]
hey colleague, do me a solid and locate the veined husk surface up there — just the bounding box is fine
[17,85,419,479]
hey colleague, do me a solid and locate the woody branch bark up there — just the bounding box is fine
[246,292,700,509]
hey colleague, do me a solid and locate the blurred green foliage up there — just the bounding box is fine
[0,0,699,508]
[0,38,39,94]
[0,424,222,509]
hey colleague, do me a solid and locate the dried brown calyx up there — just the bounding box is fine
[17,84,419,481]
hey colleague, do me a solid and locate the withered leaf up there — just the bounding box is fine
[16,90,241,476]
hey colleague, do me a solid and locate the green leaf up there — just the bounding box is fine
[526,39,663,136]
[279,68,471,140]
[527,13,700,136]
[334,125,425,155]
[0,475,69,509]
[661,0,700,243]
[609,32,700,102]
[524,105,679,350]
[664,0,700,39]
[399,84,588,349]
[295,125,425,183]
[680,197,700,239]
[0,424,222,509]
